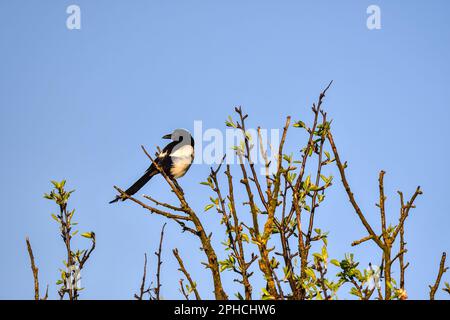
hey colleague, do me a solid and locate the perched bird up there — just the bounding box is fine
[110,129,194,204]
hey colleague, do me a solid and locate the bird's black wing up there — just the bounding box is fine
[156,140,178,178]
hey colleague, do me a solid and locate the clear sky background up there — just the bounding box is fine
[1,0,449,300]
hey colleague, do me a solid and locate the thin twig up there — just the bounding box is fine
[173,249,201,300]
[114,186,190,222]
[429,252,448,300]
[378,171,387,241]
[25,237,40,300]
[225,164,255,299]
[143,195,185,212]
[155,223,167,300]
[179,279,190,300]
[391,187,422,241]
[235,106,269,212]
[135,253,149,300]
[351,235,375,247]
[326,131,384,249]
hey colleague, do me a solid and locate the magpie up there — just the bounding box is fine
[110,129,195,204]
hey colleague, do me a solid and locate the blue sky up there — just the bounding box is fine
[0,0,449,299]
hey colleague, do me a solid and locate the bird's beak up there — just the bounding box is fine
[162,133,172,140]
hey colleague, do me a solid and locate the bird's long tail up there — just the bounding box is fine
[109,167,158,204]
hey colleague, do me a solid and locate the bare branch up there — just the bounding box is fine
[114,186,191,222]
[179,279,190,300]
[392,249,408,264]
[225,164,255,300]
[135,253,149,300]
[351,235,375,247]
[173,249,201,300]
[25,237,41,300]
[235,106,269,212]
[143,195,185,212]
[392,186,422,241]
[429,252,448,300]
[326,131,384,249]
[378,171,387,240]
[154,223,167,300]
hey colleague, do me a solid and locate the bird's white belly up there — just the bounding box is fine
[170,156,192,178]
[170,145,194,178]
